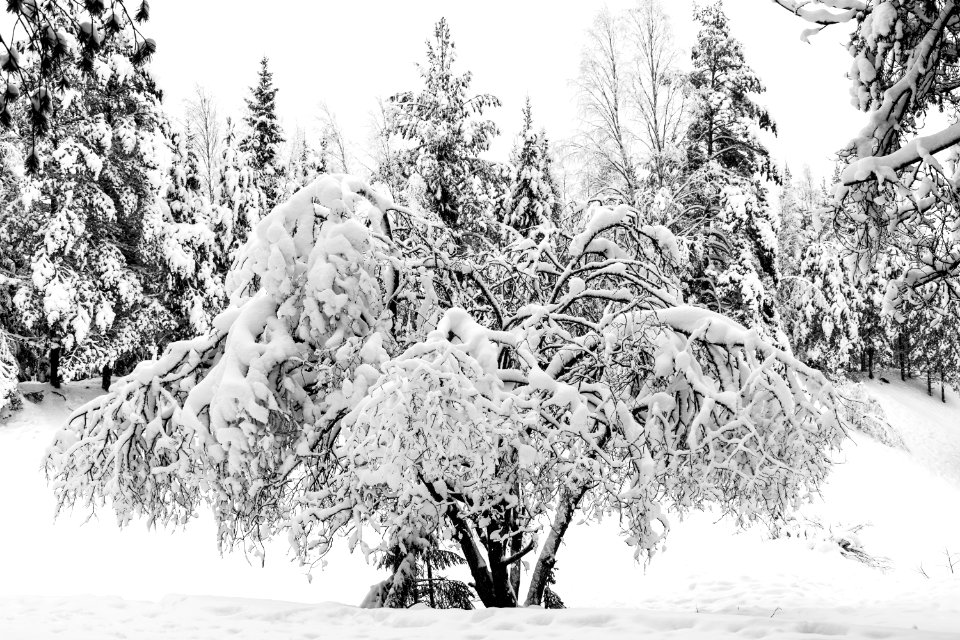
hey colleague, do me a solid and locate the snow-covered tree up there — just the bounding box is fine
[785,241,860,376]
[149,127,224,336]
[678,2,782,341]
[0,330,17,414]
[48,174,841,609]
[374,546,475,609]
[284,127,325,198]
[502,99,561,236]
[383,18,502,229]
[241,57,285,211]
[686,1,776,179]
[776,0,960,308]
[11,45,173,383]
[213,118,260,278]
[0,0,156,168]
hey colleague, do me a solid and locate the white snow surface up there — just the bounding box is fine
[2,375,960,639]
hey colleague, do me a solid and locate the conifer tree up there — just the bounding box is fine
[213,118,259,280]
[241,56,285,211]
[0,330,17,414]
[9,42,174,383]
[686,1,775,179]
[385,18,502,229]
[502,99,561,236]
[151,127,224,336]
[285,128,325,198]
[786,241,860,376]
[681,1,782,339]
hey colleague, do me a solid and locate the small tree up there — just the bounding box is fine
[151,126,224,336]
[241,57,285,211]
[213,118,260,277]
[785,241,860,377]
[384,18,501,229]
[502,99,561,236]
[371,546,475,609]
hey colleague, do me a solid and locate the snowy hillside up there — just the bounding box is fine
[1,376,958,638]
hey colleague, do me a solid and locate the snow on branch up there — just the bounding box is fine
[771,0,865,26]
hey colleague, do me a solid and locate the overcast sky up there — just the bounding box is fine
[147,0,863,181]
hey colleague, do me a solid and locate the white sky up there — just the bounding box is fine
[147,0,863,181]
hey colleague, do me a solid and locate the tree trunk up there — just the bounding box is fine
[50,345,61,389]
[928,370,932,396]
[943,365,947,403]
[899,334,906,381]
[867,347,874,379]
[906,335,912,378]
[101,364,112,392]
[426,557,435,608]
[525,486,588,606]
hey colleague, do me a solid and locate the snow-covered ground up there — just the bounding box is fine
[1,375,959,639]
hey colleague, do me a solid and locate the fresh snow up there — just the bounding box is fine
[1,375,959,637]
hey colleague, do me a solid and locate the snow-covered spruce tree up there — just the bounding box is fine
[775,1,960,308]
[679,1,782,339]
[0,0,156,169]
[777,166,803,277]
[149,126,224,337]
[898,283,960,399]
[47,174,841,609]
[213,117,260,278]
[785,241,861,377]
[851,253,900,378]
[375,545,475,609]
[284,128,326,198]
[384,18,502,230]
[0,330,18,414]
[240,56,285,212]
[11,44,173,383]
[686,1,776,180]
[502,99,561,236]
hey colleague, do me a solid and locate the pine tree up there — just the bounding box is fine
[376,545,475,609]
[213,118,259,281]
[852,255,898,379]
[0,329,17,414]
[284,128,325,198]
[9,41,174,383]
[502,99,561,236]
[241,56,285,211]
[686,1,776,179]
[680,1,782,339]
[777,166,803,277]
[385,18,502,229]
[151,126,225,336]
[786,241,860,376]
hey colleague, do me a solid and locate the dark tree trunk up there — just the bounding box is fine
[867,347,874,379]
[101,364,112,392]
[899,334,906,381]
[906,336,912,378]
[50,346,61,389]
[860,350,866,373]
[928,370,932,396]
[426,557,435,608]
[943,365,947,403]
